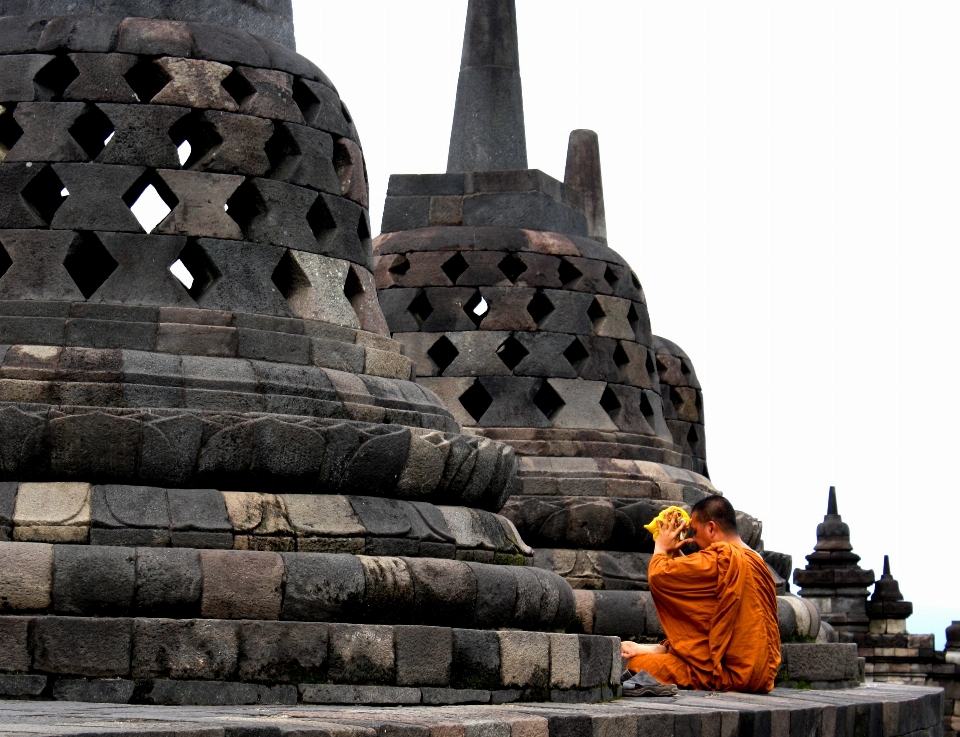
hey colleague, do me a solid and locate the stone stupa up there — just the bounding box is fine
[0,0,623,706]
[374,0,798,641]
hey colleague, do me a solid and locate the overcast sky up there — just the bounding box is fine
[291,0,960,646]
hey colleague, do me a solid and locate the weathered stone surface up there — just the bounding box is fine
[328,623,395,685]
[0,541,52,611]
[34,617,131,677]
[282,552,366,622]
[0,616,32,673]
[498,630,548,689]
[52,545,136,616]
[199,549,284,620]
[395,625,453,687]
[135,547,202,617]
[132,618,239,680]
[238,620,328,683]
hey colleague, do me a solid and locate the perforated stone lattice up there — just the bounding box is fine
[0,36,379,332]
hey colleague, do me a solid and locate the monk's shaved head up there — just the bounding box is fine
[690,496,738,534]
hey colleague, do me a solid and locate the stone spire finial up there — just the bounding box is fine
[446,0,528,173]
[564,130,607,243]
[794,487,875,633]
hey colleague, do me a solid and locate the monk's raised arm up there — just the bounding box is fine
[647,546,723,597]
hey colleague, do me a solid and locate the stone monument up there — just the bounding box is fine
[374,0,797,642]
[0,0,624,706]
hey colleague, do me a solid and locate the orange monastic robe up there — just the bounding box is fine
[626,542,781,693]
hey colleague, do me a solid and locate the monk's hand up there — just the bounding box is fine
[654,512,688,558]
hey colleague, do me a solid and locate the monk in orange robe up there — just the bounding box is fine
[621,496,781,693]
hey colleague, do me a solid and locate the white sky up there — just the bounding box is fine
[291,0,960,646]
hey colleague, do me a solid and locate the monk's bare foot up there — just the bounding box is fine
[621,641,668,659]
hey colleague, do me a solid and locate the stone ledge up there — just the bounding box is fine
[0,684,943,736]
[0,621,621,705]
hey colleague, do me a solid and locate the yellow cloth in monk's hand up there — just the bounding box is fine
[643,506,690,541]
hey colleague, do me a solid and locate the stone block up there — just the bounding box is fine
[548,633,581,690]
[150,57,236,109]
[167,488,231,532]
[281,552,366,621]
[498,631,549,689]
[299,684,421,705]
[142,679,296,706]
[592,591,647,639]
[0,55,52,101]
[328,624,396,685]
[0,541,52,611]
[34,617,131,677]
[0,616,32,673]
[91,485,169,530]
[0,674,46,697]
[405,557,477,628]
[782,643,859,682]
[283,494,365,537]
[238,328,310,365]
[132,618,239,680]
[13,482,91,531]
[155,169,244,239]
[382,196,431,232]
[181,109,273,176]
[420,687,491,705]
[451,629,500,690]
[578,634,614,688]
[52,545,136,616]
[200,549,284,620]
[134,547,202,617]
[238,620,328,683]
[269,122,339,192]
[7,102,88,162]
[156,323,239,357]
[395,625,453,687]
[52,678,135,704]
[50,164,145,231]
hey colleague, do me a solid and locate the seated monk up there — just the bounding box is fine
[620,496,781,693]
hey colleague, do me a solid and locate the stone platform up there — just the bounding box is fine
[0,684,944,737]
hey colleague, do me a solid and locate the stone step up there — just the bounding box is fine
[0,543,570,629]
[0,483,532,561]
[0,683,944,735]
[0,617,621,706]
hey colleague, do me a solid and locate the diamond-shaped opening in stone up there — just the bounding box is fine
[168,258,193,289]
[563,337,588,373]
[21,165,67,225]
[307,195,338,244]
[175,238,220,301]
[125,171,177,233]
[223,180,265,236]
[687,424,701,451]
[264,122,301,178]
[0,104,23,160]
[496,335,528,370]
[463,290,488,327]
[34,54,80,99]
[221,68,255,107]
[631,271,641,290]
[124,58,170,103]
[558,258,582,287]
[63,231,117,299]
[640,391,656,422]
[408,289,433,326]
[646,350,657,379]
[357,212,372,248]
[459,378,493,423]
[271,249,309,305]
[427,335,459,375]
[587,297,606,327]
[292,79,320,121]
[627,303,640,334]
[498,252,527,283]
[388,255,410,276]
[69,104,115,160]
[670,388,686,414]
[0,240,12,280]
[600,385,621,417]
[343,265,365,317]
[613,342,630,368]
[604,265,620,288]
[441,252,469,285]
[533,379,565,420]
[526,290,554,325]
[169,112,222,170]
[679,358,693,379]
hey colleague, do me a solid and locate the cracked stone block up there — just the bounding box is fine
[233,67,303,123]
